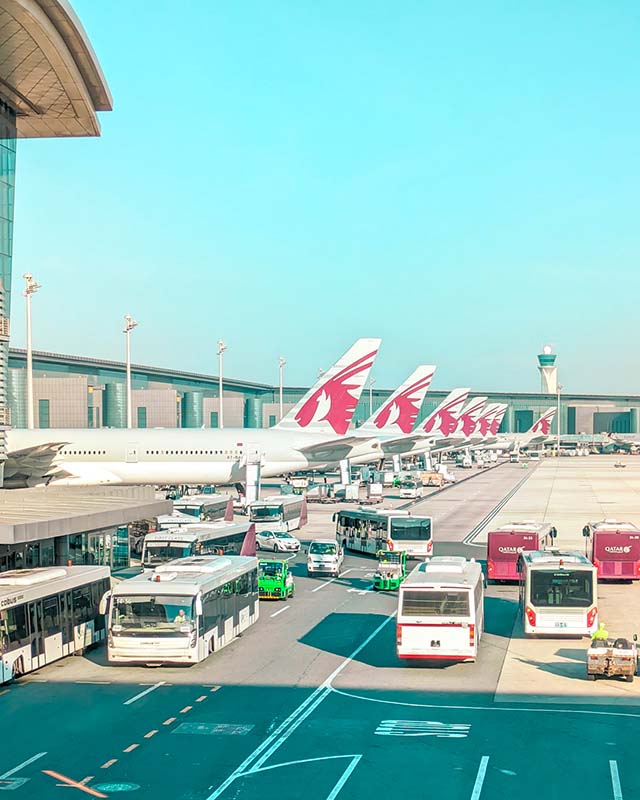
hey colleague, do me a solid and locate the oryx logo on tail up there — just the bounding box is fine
[456,397,488,437]
[531,407,556,436]
[276,338,381,436]
[422,388,470,437]
[371,367,436,434]
[488,404,508,436]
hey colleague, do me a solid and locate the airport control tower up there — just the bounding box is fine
[537,345,558,393]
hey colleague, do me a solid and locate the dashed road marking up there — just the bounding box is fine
[101,760,117,770]
[470,756,489,800]
[163,717,176,726]
[123,681,166,705]
[209,686,221,693]
[196,695,208,702]
[270,605,290,618]
[311,569,355,593]
[122,744,139,753]
[180,705,193,714]
[144,730,158,739]
[610,761,623,800]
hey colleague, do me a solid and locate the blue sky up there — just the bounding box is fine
[13,0,640,392]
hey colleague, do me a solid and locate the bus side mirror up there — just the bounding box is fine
[195,597,203,616]
[634,634,638,642]
[99,591,111,615]
[332,512,337,523]
[550,527,557,539]
[582,525,591,538]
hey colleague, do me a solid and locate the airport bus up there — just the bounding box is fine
[486,521,557,582]
[334,508,433,557]
[518,550,598,636]
[141,521,254,568]
[0,566,110,683]
[105,555,258,665]
[585,520,640,581]
[248,495,306,533]
[173,493,232,522]
[396,557,484,661]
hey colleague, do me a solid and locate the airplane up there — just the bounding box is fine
[4,338,382,488]
[483,407,557,452]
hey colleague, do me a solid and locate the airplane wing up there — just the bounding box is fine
[296,436,377,462]
[3,441,68,487]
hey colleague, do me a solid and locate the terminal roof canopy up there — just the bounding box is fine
[0,0,112,137]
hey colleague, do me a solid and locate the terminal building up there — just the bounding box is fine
[7,346,640,436]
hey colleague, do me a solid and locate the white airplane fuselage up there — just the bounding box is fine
[5,427,387,487]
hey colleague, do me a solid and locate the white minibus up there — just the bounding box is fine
[248,495,306,533]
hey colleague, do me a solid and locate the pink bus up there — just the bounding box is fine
[586,520,640,581]
[487,522,557,582]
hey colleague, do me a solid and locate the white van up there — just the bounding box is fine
[307,539,344,577]
[399,478,423,499]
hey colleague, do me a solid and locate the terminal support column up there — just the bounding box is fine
[0,281,8,486]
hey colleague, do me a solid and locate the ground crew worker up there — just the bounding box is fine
[592,622,609,641]
[174,609,188,624]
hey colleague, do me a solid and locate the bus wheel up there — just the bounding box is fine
[626,674,634,683]
[587,673,596,681]
[208,637,215,655]
[12,657,24,679]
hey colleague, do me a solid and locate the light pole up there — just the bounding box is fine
[23,273,41,429]
[278,356,286,420]
[123,314,138,429]
[369,377,376,416]
[217,339,227,429]
[556,383,563,456]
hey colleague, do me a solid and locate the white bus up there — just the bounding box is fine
[518,550,598,636]
[396,557,484,662]
[141,521,254,568]
[335,508,433,557]
[173,493,232,522]
[248,495,306,533]
[105,555,258,665]
[0,566,110,683]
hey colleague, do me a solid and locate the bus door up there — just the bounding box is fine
[42,595,63,664]
[28,601,44,667]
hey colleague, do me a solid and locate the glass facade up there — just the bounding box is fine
[103,382,126,427]
[0,99,16,315]
[38,398,50,427]
[137,406,147,428]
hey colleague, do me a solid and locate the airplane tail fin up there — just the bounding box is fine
[488,403,509,436]
[240,523,257,557]
[421,388,470,437]
[358,365,436,436]
[275,338,381,435]
[473,402,502,438]
[454,396,488,437]
[300,495,308,527]
[529,407,556,435]
[224,496,234,522]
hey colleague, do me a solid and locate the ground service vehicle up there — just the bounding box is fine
[585,520,640,580]
[373,550,407,591]
[0,566,110,683]
[587,636,637,682]
[487,522,557,582]
[173,493,232,521]
[105,555,258,665]
[258,559,294,600]
[335,508,433,558]
[141,521,254,567]
[509,452,520,463]
[396,557,484,661]
[256,530,301,553]
[248,495,306,533]
[399,478,423,499]
[518,550,598,636]
[307,539,343,577]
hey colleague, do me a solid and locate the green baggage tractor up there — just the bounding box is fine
[373,550,407,591]
[258,558,295,600]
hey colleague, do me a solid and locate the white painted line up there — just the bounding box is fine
[326,755,361,800]
[123,681,166,705]
[270,605,290,618]
[311,568,355,592]
[206,612,394,800]
[470,756,489,799]
[0,752,47,780]
[610,760,623,800]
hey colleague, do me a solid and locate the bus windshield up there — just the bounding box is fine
[143,543,192,566]
[250,507,282,521]
[310,542,337,555]
[390,518,431,541]
[402,589,470,617]
[259,562,284,577]
[175,506,201,517]
[112,595,195,635]
[531,570,593,608]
